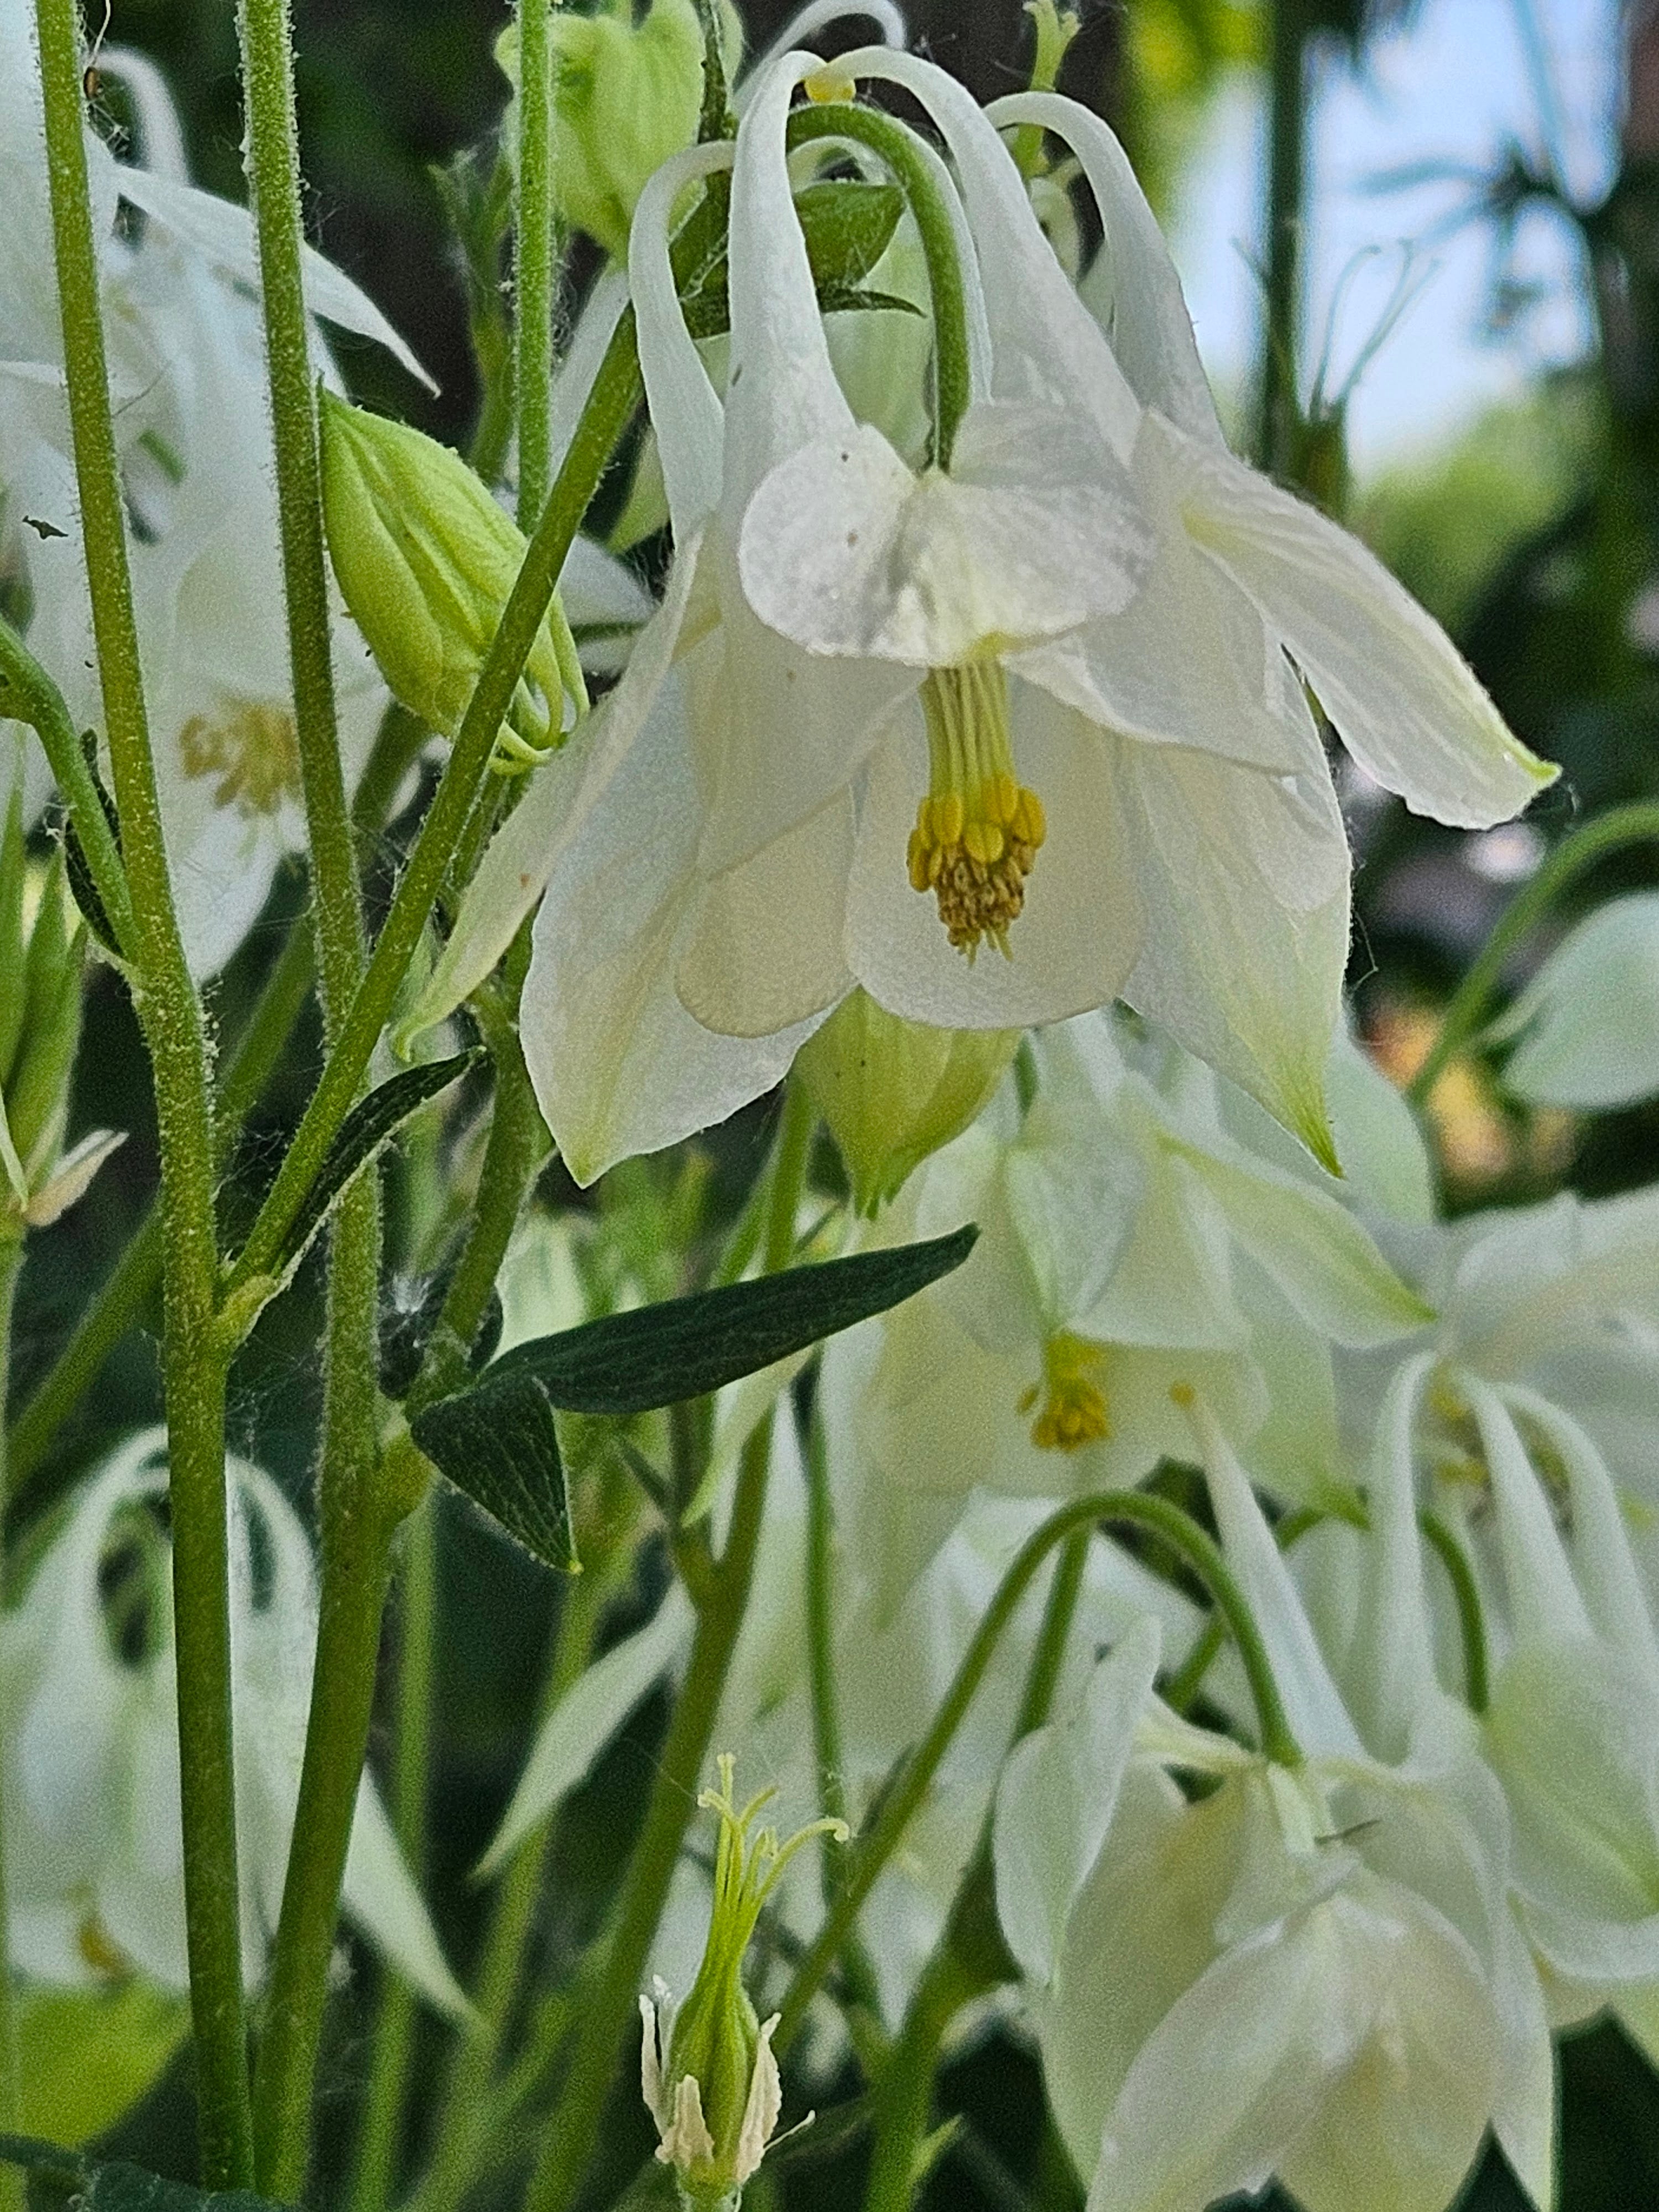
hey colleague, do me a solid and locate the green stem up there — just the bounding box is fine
[1406,801,1659,1105]
[1419,1510,1490,1715]
[514,0,554,529]
[233,0,364,1027]
[786,103,972,469]
[32,0,248,2179]
[778,1489,1300,2053]
[6,698,420,1496]
[1258,0,1310,474]
[347,1494,437,2212]
[253,967,546,2194]
[0,619,133,957]
[860,1531,1088,2212]
[520,1083,815,2212]
[226,309,644,1298]
[0,1241,25,2210]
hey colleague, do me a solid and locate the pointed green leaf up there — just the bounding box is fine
[62,753,124,961]
[272,1048,484,1277]
[410,1363,578,1572]
[486,1224,977,1415]
[680,179,906,338]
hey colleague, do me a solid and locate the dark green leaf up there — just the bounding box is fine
[0,2144,286,2212]
[272,1048,483,1278]
[487,1225,977,1416]
[61,748,123,960]
[410,1364,578,1573]
[681,180,906,340]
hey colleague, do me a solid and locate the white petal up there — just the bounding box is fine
[1171,419,1556,827]
[1011,414,1314,774]
[839,48,1141,462]
[993,1616,1161,1988]
[24,1129,127,1227]
[1498,892,1659,1108]
[675,795,856,1036]
[1162,1137,1434,1349]
[1344,1354,1443,1763]
[733,2014,784,2183]
[111,163,434,391]
[480,1585,697,1876]
[1460,1377,1593,1642]
[724,53,857,514]
[629,140,732,539]
[341,1777,472,2022]
[844,695,1144,1029]
[987,92,1225,452]
[1184,1392,1362,1760]
[521,626,818,1182]
[736,3,904,105]
[1114,737,1351,1160]
[739,406,1147,666]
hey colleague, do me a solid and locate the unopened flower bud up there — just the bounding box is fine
[641,1756,845,2209]
[499,0,742,262]
[797,989,1019,1216]
[0,796,121,1237]
[319,390,585,770]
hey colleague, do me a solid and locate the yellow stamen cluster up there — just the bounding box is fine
[909,662,1045,959]
[1020,1332,1111,1452]
[179,698,301,818]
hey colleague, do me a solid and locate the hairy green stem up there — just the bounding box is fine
[778,1491,1300,2053]
[861,1531,1089,2212]
[1419,1510,1491,1714]
[520,1083,815,2212]
[0,1242,25,2208]
[226,310,643,1298]
[6,698,421,1495]
[32,0,248,2177]
[347,1494,438,2212]
[1407,801,1659,1105]
[787,102,972,468]
[514,0,554,528]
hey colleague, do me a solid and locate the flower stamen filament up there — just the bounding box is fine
[908,662,1045,959]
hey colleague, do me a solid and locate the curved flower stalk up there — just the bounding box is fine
[821,1010,1431,1604]
[1,1432,465,2018]
[1011,1389,1552,2212]
[0,23,416,974]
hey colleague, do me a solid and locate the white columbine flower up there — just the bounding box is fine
[1006,1385,1552,2212]
[822,1010,1431,1602]
[2,1430,465,2017]
[0,17,420,974]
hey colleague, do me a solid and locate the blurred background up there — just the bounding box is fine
[20,1,1659,2207]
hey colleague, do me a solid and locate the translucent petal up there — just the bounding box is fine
[1496,892,1659,1109]
[675,795,856,1035]
[1171,419,1557,827]
[739,406,1147,666]
[994,1618,1161,1988]
[1114,735,1350,1160]
[985,92,1225,452]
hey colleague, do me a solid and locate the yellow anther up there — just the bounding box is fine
[1169,1380,1196,1410]
[910,663,1046,959]
[179,698,301,818]
[804,65,857,104]
[1027,1332,1111,1452]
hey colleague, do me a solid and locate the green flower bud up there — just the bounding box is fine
[0,795,121,1238]
[318,389,585,770]
[498,0,742,262]
[640,1757,844,2210]
[797,989,1021,1216]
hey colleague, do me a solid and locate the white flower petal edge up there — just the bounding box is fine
[990,91,1556,832]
